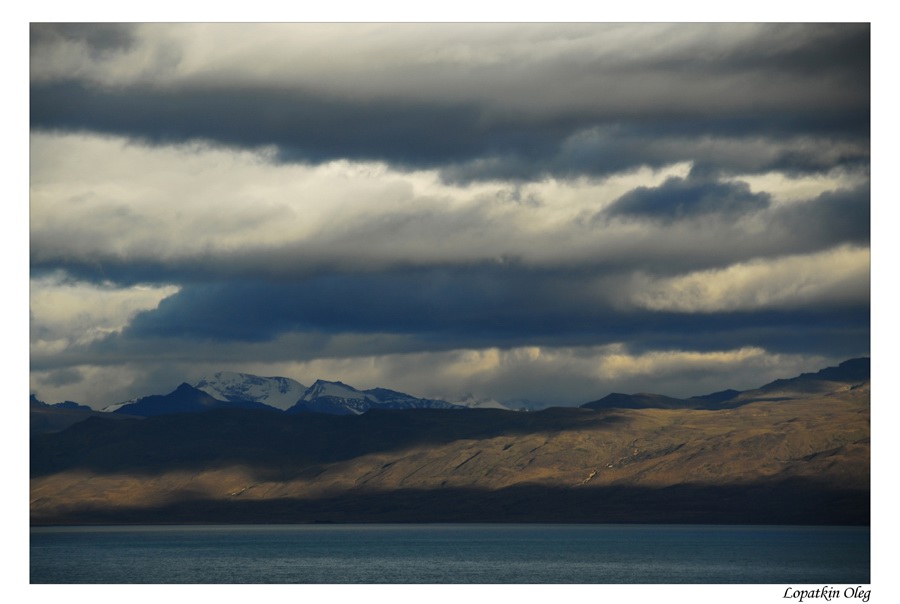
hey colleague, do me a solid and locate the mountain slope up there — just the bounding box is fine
[582,392,695,411]
[194,371,306,411]
[30,394,133,435]
[29,358,871,524]
[109,383,276,417]
[30,381,869,525]
[734,358,871,403]
[287,379,462,415]
[582,358,870,410]
[448,394,513,410]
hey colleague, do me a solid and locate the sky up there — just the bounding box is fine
[28,23,872,408]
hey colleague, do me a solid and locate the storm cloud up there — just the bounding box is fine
[30,23,869,181]
[29,23,870,408]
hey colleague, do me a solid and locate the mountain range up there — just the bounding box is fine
[581,358,870,410]
[35,357,866,419]
[92,376,467,417]
[31,358,870,525]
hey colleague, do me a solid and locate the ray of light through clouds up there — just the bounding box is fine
[29,23,870,408]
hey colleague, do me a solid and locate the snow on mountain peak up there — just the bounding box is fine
[301,379,376,404]
[194,371,307,411]
[102,373,467,417]
[100,398,138,413]
[449,394,511,410]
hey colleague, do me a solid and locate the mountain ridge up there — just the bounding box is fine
[582,357,869,411]
[194,371,307,411]
[35,357,871,419]
[31,373,870,525]
[288,379,463,415]
[108,383,276,417]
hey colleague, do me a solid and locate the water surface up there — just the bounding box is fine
[30,523,870,584]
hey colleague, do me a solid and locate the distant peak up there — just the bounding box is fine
[313,379,349,386]
[839,357,869,369]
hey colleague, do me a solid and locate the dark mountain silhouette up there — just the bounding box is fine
[30,394,133,436]
[111,383,274,417]
[753,357,870,396]
[582,358,869,410]
[688,389,742,405]
[582,392,697,410]
[53,401,92,411]
[30,394,90,411]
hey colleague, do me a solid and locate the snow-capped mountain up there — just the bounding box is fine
[194,371,307,411]
[100,398,138,413]
[287,380,463,415]
[97,374,464,417]
[448,394,513,410]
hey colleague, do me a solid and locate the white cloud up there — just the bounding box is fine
[28,132,701,271]
[30,272,179,356]
[34,132,869,281]
[623,245,870,313]
[31,24,864,115]
[726,169,871,205]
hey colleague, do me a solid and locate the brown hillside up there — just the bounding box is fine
[30,382,869,525]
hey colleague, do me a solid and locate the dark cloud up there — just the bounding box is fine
[603,176,771,222]
[31,23,137,59]
[622,309,870,359]
[95,263,868,362]
[29,23,872,404]
[38,367,85,387]
[439,128,869,184]
[29,81,541,169]
[642,23,869,83]
[30,22,869,182]
[121,268,619,342]
[772,183,871,247]
[29,80,869,183]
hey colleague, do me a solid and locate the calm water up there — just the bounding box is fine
[30,524,869,584]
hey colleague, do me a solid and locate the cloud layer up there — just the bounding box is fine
[30,23,870,407]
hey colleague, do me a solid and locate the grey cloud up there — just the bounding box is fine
[603,176,771,222]
[30,81,528,169]
[118,268,620,343]
[38,367,85,387]
[55,290,868,378]
[95,266,868,360]
[29,176,870,289]
[635,23,868,83]
[771,183,871,247]
[29,23,871,404]
[29,81,869,183]
[31,23,137,59]
[30,23,869,182]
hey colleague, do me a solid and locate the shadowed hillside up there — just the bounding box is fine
[582,358,870,410]
[31,376,869,525]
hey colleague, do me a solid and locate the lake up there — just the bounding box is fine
[30,523,869,584]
